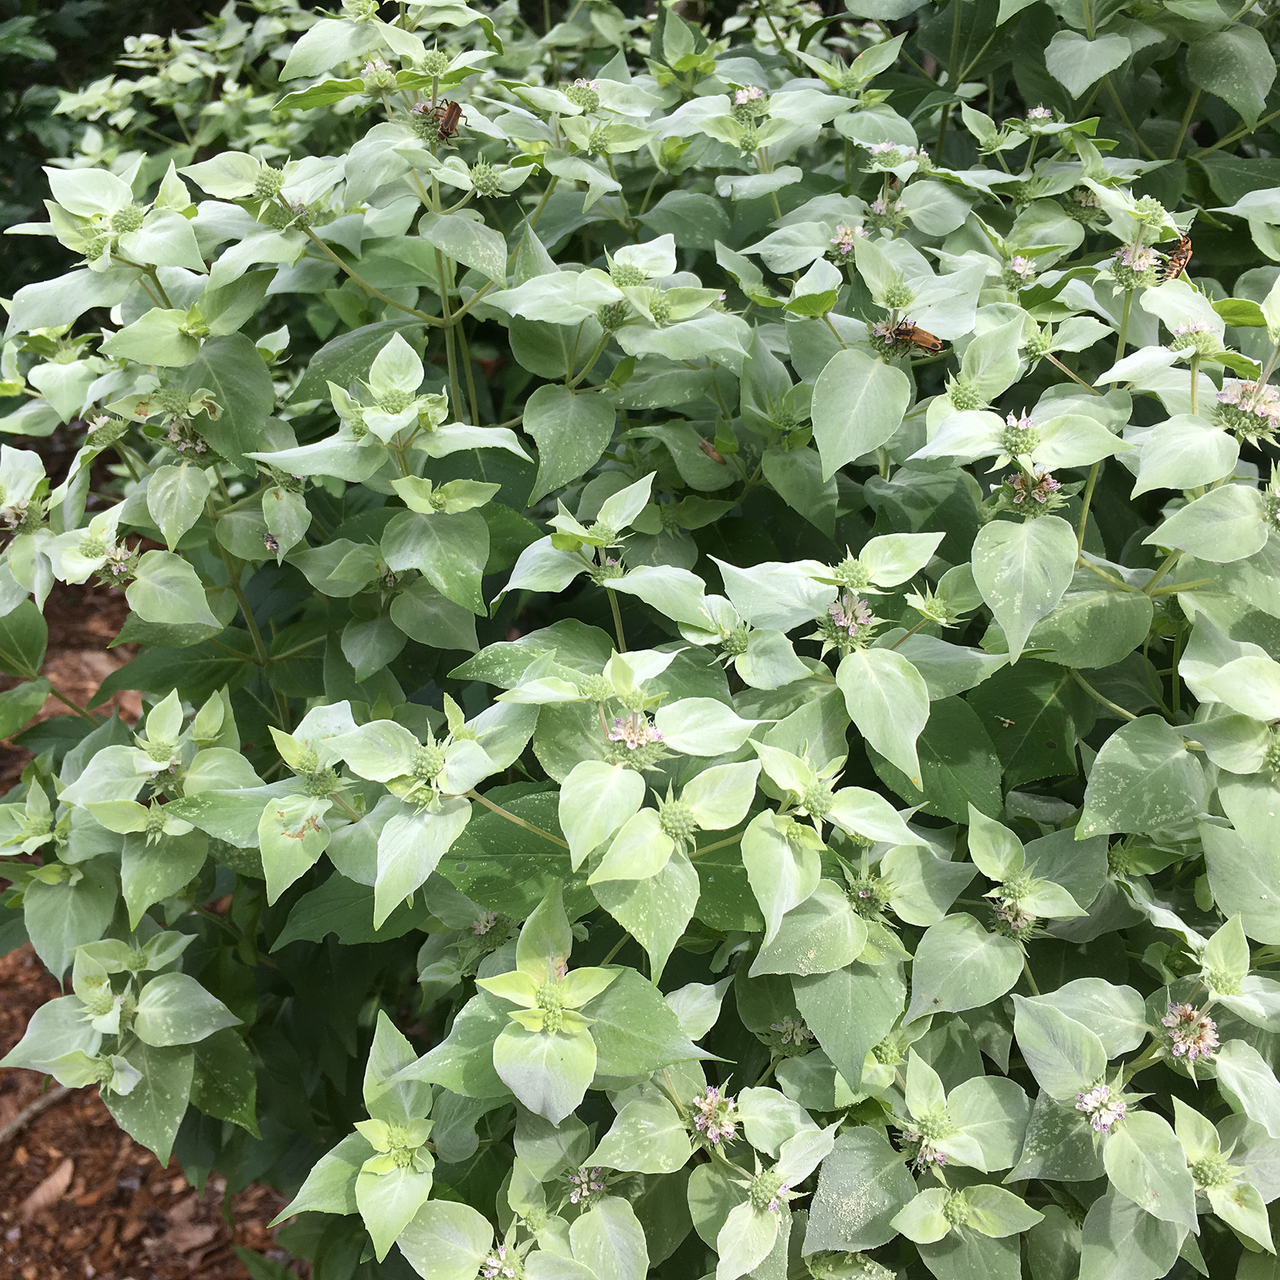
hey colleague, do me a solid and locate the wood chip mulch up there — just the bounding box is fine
[1,944,308,1280]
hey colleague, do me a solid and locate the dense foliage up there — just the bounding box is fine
[4,0,1280,1277]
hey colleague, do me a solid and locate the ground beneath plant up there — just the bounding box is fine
[0,576,307,1280]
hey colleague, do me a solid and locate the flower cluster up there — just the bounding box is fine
[828,223,865,264]
[999,411,1039,460]
[564,77,600,112]
[480,1243,518,1279]
[864,141,919,169]
[1004,468,1062,509]
[567,1166,606,1206]
[866,197,906,231]
[1026,105,1053,121]
[1111,244,1160,289]
[993,899,1037,940]
[1169,321,1217,359]
[692,1086,738,1145]
[1162,1003,1219,1062]
[828,591,873,637]
[770,1016,814,1047]
[1076,1084,1126,1133]
[1215,378,1280,445]
[1002,254,1036,289]
[731,84,769,124]
[607,712,663,751]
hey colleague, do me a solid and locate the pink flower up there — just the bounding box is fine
[1076,1084,1126,1132]
[1116,245,1159,271]
[1027,106,1053,121]
[1162,1003,1219,1061]
[734,85,765,104]
[607,713,663,750]
[1006,468,1061,505]
[692,1086,738,1145]
[828,591,873,637]
[1008,255,1035,279]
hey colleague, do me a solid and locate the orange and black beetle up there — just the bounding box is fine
[891,320,944,354]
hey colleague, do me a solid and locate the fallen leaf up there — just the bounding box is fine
[20,1157,74,1219]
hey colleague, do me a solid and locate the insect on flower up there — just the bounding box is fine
[1162,232,1192,283]
[891,320,944,354]
[420,99,467,142]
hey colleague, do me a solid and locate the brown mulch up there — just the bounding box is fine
[0,574,308,1279]
[0,946,305,1280]
[0,579,142,794]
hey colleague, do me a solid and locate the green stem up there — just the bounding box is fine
[1104,76,1159,162]
[890,619,928,651]
[1169,88,1201,158]
[48,688,101,724]
[1076,461,1100,555]
[1021,958,1041,997]
[1071,669,1137,721]
[606,586,627,651]
[599,934,630,966]
[1190,351,1200,416]
[689,830,746,859]
[456,321,482,425]
[1045,352,1101,395]
[435,248,465,420]
[1192,106,1280,157]
[1143,549,1182,596]
[303,228,442,326]
[1116,287,1134,363]
[467,790,570,849]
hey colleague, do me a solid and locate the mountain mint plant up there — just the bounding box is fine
[3,0,1280,1276]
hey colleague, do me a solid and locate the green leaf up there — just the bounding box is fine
[591,1095,693,1174]
[570,1196,650,1280]
[836,646,929,784]
[0,598,48,678]
[190,1028,260,1137]
[1187,25,1276,128]
[176,333,275,464]
[806,1127,917,1252]
[1044,31,1132,98]
[121,829,208,929]
[103,1041,194,1165]
[1216,1039,1280,1139]
[1077,715,1207,838]
[811,348,912,479]
[591,847,699,984]
[906,914,1022,1023]
[793,960,906,1088]
[869,695,1003,822]
[967,660,1081,787]
[270,873,437,949]
[1144,483,1268,563]
[395,1200,494,1280]
[584,967,710,1081]
[0,677,51,740]
[524,384,616,504]
[972,516,1078,662]
[1102,1111,1196,1230]
[356,1161,435,1262]
[125,550,220,629]
[1012,996,1107,1099]
[383,509,490,615]
[419,212,509,285]
[749,880,866,977]
[492,1021,596,1123]
[133,971,239,1046]
[258,793,333,904]
[1079,1190,1182,1280]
